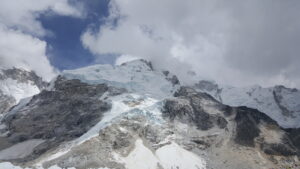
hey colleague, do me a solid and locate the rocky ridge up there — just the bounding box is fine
[0,60,299,169]
[0,68,47,115]
[194,80,300,128]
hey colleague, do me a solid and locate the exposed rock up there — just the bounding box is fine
[42,114,167,169]
[0,61,300,169]
[193,80,223,102]
[164,86,300,158]
[139,59,154,71]
[0,76,124,161]
[233,107,277,147]
[194,80,219,92]
[233,106,300,156]
[285,128,300,152]
[0,92,15,115]
[163,87,228,130]
[261,143,297,156]
[194,80,300,129]
[162,70,180,86]
[112,132,132,150]
[121,59,153,71]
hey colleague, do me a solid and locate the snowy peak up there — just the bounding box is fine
[120,59,154,71]
[0,68,47,114]
[0,68,47,89]
[194,80,300,128]
[62,59,179,98]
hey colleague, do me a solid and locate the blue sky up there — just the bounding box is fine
[39,0,115,70]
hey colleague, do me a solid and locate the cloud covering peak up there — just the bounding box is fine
[82,0,300,88]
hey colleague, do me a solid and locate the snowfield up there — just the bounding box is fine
[63,60,178,99]
[0,78,40,103]
[115,139,206,169]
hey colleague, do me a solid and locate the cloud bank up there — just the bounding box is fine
[0,0,83,80]
[82,0,300,88]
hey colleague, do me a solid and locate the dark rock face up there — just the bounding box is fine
[194,80,219,92]
[140,59,154,71]
[112,132,132,150]
[234,107,277,147]
[162,71,180,86]
[121,59,153,71]
[164,86,300,157]
[261,143,297,156]
[163,99,195,123]
[163,87,228,130]
[0,76,123,161]
[193,80,223,101]
[233,106,299,156]
[285,128,300,152]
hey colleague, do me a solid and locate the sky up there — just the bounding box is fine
[0,0,300,88]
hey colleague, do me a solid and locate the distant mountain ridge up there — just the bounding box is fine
[193,80,300,128]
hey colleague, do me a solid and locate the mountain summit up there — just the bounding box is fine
[0,68,47,115]
[0,60,299,169]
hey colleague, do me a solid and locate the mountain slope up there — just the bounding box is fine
[0,60,299,169]
[194,80,300,128]
[62,59,179,99]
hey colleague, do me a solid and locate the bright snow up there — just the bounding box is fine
[62,60,178,99]
[115,139,206,169]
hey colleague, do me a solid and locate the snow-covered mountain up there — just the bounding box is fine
[62,59,179,99]
[193,80,300,128]
[0,68,47,114]
[0,60,299,169]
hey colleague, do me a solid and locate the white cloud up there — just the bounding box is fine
[81,0,300,88]
[0,0,83,80]
[114,55,140,65]
[0,26,56,81]
[0,0,83,36]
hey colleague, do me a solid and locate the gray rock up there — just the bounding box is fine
[163,87,227,130]
[0,92,15,115]
[0,76,124,161]
[164,86,300,157]
[261,143,297,156]
[284,128,300,154]
[112,132,132,149]
[162,70,180,86]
